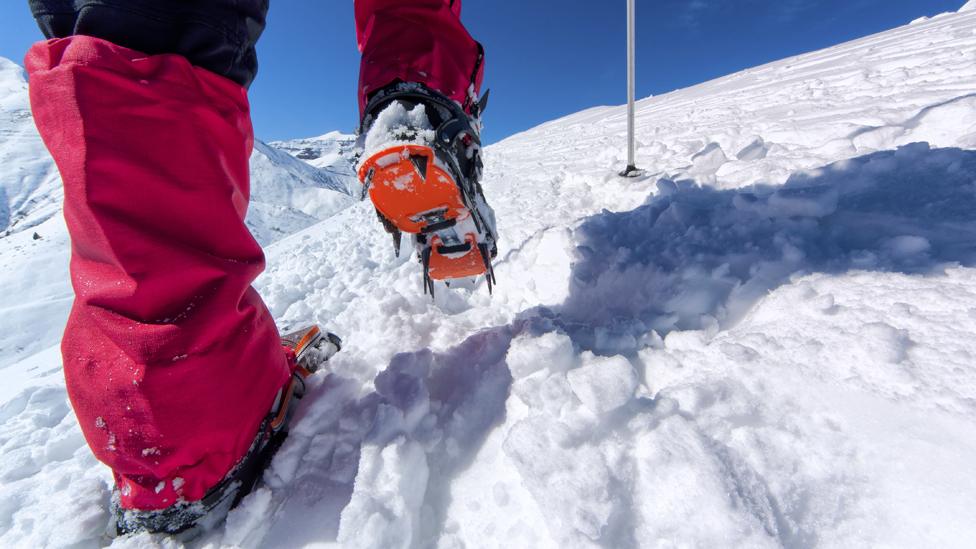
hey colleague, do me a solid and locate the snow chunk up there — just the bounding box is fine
[567,353,638,414]
[883,235,931,258]
[736,137,769,161]
[858,322,913,364]
[337,439,429,548]
[688,142,729,179]
[506,332,575,378]
[502,416,615,545]
[901,96,976,148]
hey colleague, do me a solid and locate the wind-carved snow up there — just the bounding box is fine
[3,6,976,549]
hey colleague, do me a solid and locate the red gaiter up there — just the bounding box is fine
[25,36,290,511]
[24,0,482,514]
[356,0,485,114]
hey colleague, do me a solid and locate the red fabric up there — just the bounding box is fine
[26,36,290,511]
[356,0,484,114]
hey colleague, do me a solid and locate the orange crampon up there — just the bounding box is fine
[359,143,497,294]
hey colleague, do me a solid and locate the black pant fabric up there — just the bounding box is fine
[28,0,269,88]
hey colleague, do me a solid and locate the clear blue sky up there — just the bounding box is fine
[0,0,965,144]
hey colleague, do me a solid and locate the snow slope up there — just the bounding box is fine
[4,5,976,549]
[247,139,357,245]
[0,57,61,237]
[271,131,360,190]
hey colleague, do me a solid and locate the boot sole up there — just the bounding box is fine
[359,144,490,282]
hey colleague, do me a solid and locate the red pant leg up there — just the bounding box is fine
[355,0,485,114]
[26,36,290,511]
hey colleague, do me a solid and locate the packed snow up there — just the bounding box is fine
[3,4,976,548]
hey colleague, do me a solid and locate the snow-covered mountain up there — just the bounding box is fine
[248,139,357,245]
[0,57,62,237]
[271,131,360,173]
[3,3,976,548]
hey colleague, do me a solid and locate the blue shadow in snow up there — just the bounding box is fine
[259,143,976,546]
[558,143,976,354]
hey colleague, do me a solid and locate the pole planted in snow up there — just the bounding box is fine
[620,0,642,177]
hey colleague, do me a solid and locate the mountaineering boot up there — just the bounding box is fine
[111,326,341,538]
[357,82,498,297]
[279,325,343,378]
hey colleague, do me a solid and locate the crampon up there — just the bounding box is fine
[112,325,341,538]
[358,84,497,298]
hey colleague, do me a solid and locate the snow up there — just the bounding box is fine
[567,353,638,414]
[3,6,976,548]
[0,57,62,237]
[360,101,437,163]
[269,132,361,196]
[247,140,357,245]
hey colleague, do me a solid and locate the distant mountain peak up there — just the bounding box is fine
[270,132,359,170]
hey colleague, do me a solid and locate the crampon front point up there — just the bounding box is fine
[359,143,497,297]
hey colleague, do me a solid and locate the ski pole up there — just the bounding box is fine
[621,0,642,177]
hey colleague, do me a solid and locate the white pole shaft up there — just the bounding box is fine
[626,0,636,169]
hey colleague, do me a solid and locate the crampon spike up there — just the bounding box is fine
[421,247,434,299]
[392,230,402,258]
[478,243,497,295]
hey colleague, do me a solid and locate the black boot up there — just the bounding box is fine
[111,326,340,538]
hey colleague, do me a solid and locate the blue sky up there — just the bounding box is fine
[0,0,965,143]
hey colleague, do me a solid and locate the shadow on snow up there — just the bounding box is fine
[560,142,976,354]
[258,143,976,547]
